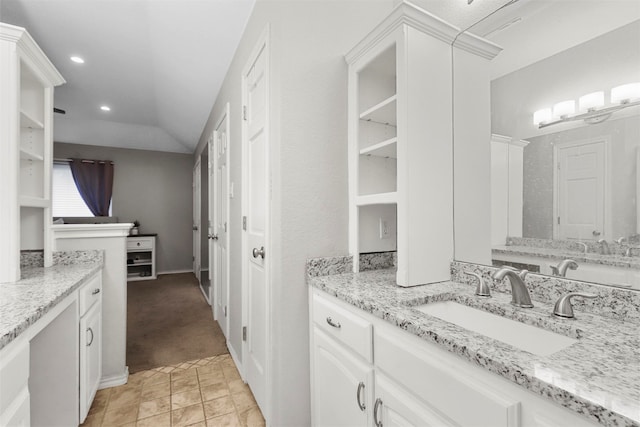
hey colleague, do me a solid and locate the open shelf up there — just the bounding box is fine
[20,148,44,161]
[19,196,49,208]
[20,110,44,129]
[360,137,397,158]
[356,192,397,206]
[359,95,397,125]
[128,260,152,266]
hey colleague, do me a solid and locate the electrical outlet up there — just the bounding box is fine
[380,217,390,239]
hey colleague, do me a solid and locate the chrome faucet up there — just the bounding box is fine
[492,268,534,308]
[597,239,611,255]
[616,236,627,244]
[550,259,578,277]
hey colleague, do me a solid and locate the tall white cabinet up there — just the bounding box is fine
[346,2,499,286]
[0,23,65,283]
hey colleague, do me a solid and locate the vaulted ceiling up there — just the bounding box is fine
[1,0,637,154]
[0,0,255,153]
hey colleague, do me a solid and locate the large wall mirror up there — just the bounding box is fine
[455,0,640,290]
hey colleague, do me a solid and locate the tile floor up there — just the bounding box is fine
[81,355,265,427]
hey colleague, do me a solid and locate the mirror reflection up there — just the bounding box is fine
[459,1,640,289]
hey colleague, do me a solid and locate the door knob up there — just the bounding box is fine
[252,246,265,259]
[592,230,601,236]
[209,234,218,240]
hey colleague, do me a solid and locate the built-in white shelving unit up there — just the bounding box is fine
[0,23,65,283]
[346,1,500,286]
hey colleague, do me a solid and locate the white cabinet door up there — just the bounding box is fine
[312,327,372,427]
[79,302,102,422]
[374,374,457,427]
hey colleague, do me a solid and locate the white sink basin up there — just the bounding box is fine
[415,301,577,356]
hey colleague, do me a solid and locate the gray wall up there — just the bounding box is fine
[523,116,639,239]
[54,142,193,273]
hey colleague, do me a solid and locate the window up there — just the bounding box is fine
[52,162,109,217]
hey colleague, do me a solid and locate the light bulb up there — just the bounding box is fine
[552,100,575,119]
[578,91,604,112]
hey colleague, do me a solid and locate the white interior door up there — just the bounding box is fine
[213,105,230,339]
[242,33,269,416]
[193,158,201,279]
[556,139,606,241]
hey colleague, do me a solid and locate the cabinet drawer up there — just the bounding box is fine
[127,237,153,250]
[79,273,102,316]
[375,325,520,427]
[312,293,373,362]
[0,337,29,415]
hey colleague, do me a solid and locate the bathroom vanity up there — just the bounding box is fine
[311,1,640,425]
[0,251,104,425]
[307,257,639,427]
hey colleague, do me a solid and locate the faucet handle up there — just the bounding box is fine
[464,271,490,297]
[550,265,560,276]
[553,292,598,319]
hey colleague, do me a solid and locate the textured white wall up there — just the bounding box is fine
[194,1,394,424]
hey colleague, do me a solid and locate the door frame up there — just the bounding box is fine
[213,102,231,339]
[193,157,201,278]
[552,136,611,240]
[241,25,271,421]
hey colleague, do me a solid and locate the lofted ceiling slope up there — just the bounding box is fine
[0,0,255,153]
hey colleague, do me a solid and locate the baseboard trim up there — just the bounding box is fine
[157,269,193,275]
[99,367,129,389]
[228,344,244,380]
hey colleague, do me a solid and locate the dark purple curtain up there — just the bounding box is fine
[69,159,114,216]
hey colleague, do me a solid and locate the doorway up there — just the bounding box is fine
[554,138,609,241]
[242,27,270,419]
[193,158,201,280]
[199,136,212,303]
[213,104,231,339]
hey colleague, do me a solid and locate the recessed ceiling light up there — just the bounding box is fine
[70,56,85,64]
[100,105,111,112]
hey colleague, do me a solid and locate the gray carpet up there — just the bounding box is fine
[126,272,228,373]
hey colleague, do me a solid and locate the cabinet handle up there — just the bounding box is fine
[137,242,141,246]
[87,327,94,347]
[373,398,383,427]
[356,382,366,411]
[92,288,101,295]
[326,317,341,329]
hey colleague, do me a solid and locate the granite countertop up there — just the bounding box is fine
[0,255,103,350]
[493,244,640,270]
[308,268,640,427]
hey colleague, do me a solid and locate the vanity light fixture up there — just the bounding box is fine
[100,105,111,112]
[578,91,604,112]
[534,81,640,129]
[70,56,84,64]
[552,100,575,119]
[532,108,551,126]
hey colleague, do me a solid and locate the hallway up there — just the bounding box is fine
[126,273,228,372]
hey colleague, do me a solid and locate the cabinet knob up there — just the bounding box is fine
[92,288,100,295]
[137,242,141,246]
